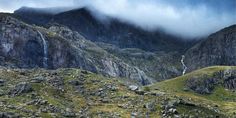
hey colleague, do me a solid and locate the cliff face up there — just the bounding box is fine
[0,14,46,68]
[0,14,153,85]
[185,25,236,71]
[14,7,189,81]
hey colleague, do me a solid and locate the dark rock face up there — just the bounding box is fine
[186,76,219,94]
[0,112,19,118]
[224,76,236,89]
[0,79,5,86]
[185,25,236,71]
[218,69,236,90]
[9,82,33,96]
[24,40,44,67]
[186,68,236,94]
[30,76,46,83]
[0,15,46,68]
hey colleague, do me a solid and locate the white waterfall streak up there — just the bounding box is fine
[37,30,48,68]
[181,55,187,75]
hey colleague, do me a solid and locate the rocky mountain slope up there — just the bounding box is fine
[13,7,193,81]
[0,67,226,117]
[14,7,188,52]
[0,14,153,85]
[185,25,236,71]
[151,66,236,117]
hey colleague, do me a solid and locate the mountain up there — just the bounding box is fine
[14,7,196,81]
[0,67,227,117]
[185,25,236,71]
[13,7,54,25]
[14,7,189,52]
[0,6,236,118]
[0,14,153,85]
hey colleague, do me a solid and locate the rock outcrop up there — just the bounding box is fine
[9,82,33,96]
[186,68,236,94]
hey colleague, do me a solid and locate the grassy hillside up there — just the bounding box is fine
[150,66,236,117]
[0,67,225,117]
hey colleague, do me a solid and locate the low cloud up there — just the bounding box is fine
[0,0,235,38]
[76,0,236,38]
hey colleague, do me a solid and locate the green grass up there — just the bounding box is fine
[150,66,236,116]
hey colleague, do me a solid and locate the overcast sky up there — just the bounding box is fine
[0,0,235,38]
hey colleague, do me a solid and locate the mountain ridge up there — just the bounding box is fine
[14,7,191,52]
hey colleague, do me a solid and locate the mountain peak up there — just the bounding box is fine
[14,6,78,15]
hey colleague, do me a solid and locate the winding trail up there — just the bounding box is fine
[181,55,187,75]
[37,30,48,68]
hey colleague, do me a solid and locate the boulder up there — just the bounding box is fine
[128,85,139,91]
[30,76,46,83]
[9,82,33,96]
[0,79,5,86]
[0,112,20,118]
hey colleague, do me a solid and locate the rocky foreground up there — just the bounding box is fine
[0,67,228,118]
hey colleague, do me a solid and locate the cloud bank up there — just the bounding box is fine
[77,0,236,38]
[0,0,235,38]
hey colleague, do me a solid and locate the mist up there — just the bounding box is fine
[77,0,236,38]
[0,0,235,38]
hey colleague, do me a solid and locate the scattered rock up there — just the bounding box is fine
[0,90,4,96]
[144,101,156,111]
[30,76,46,83]
[81,70,89,75]
[129,85,139,91]
[0,112,19,118]
[0,79,5,86]
[135,89,145,95]
[168,108,177,114]
[100,98,110,103]
[106,84,118,91]
[62,108,76,117]
[9,82,33,96]
[26,99,48,106]
[47,77,64,90]
[131,112,138,118]
[68,80,83,86]
[182,87,189,91]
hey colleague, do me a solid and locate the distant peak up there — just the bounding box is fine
[14,6,78,15]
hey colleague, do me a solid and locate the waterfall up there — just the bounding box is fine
[37,31,48,68]
[181,55,187,75]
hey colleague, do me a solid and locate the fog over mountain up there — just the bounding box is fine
[0,0,235,38]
